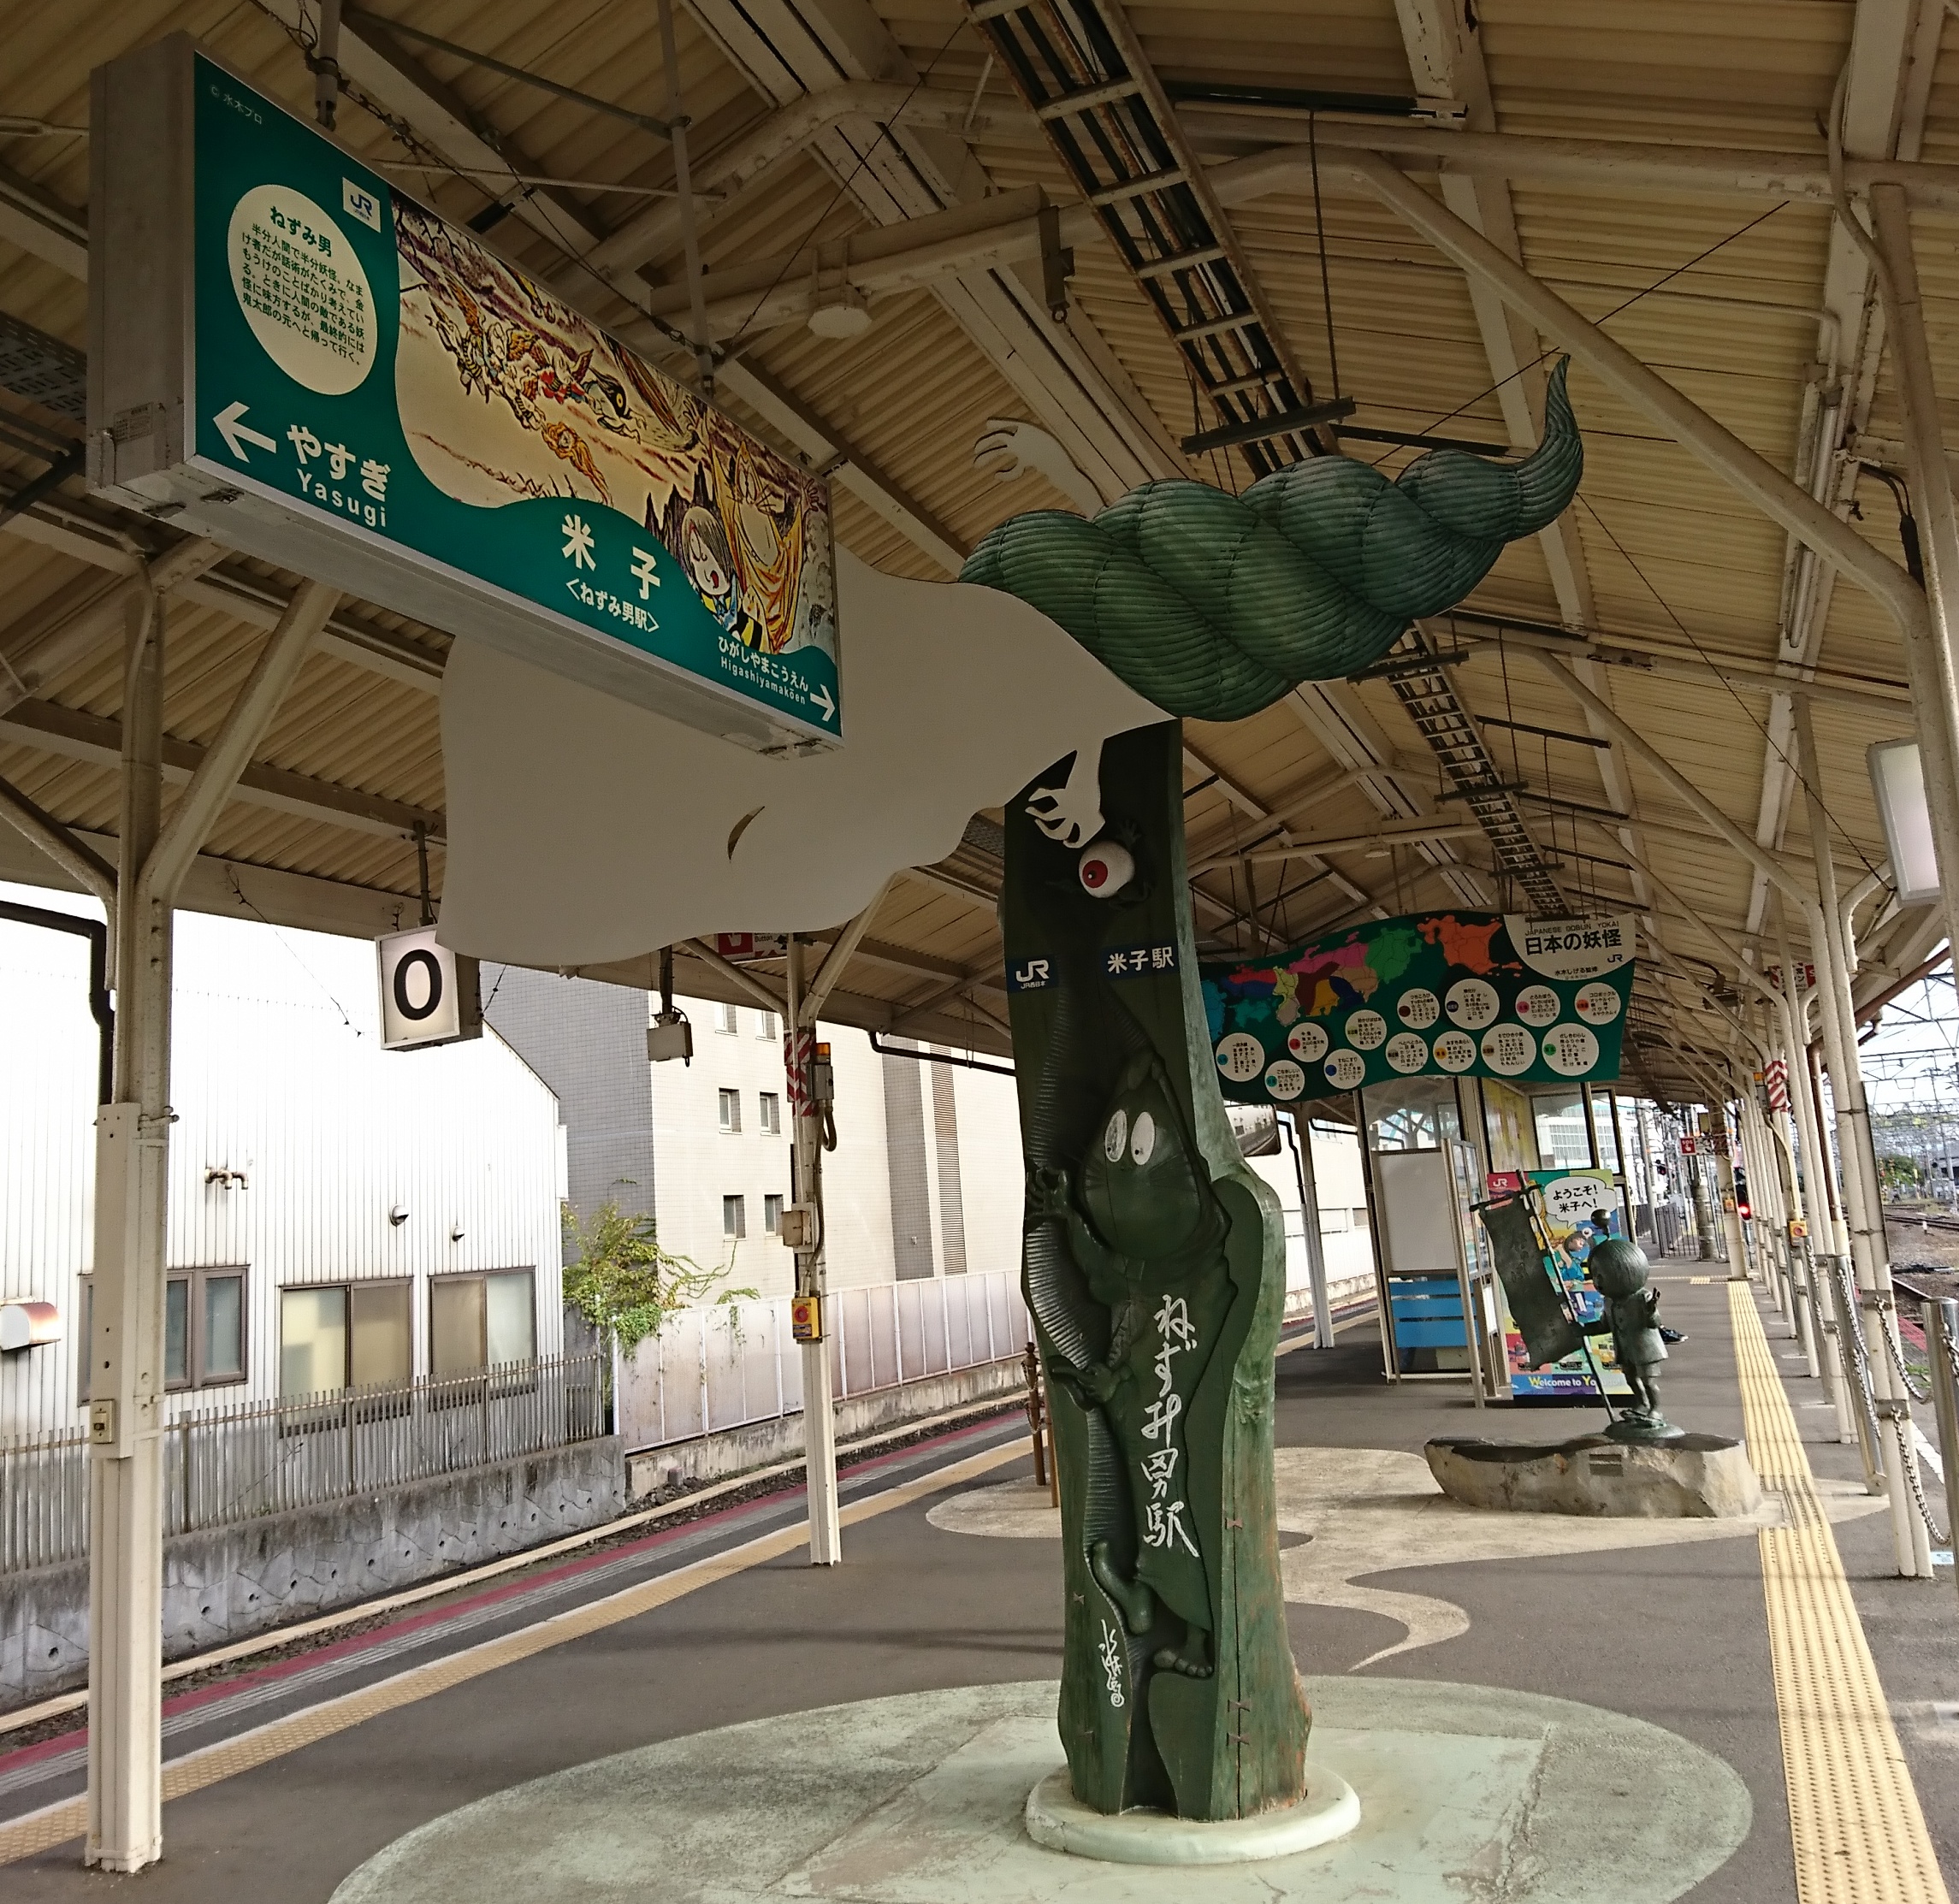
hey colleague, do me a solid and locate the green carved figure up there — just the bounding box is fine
[1031,1049,1230,1680]
[1004,721,1309,1822]
[1580,1213,1676,1440]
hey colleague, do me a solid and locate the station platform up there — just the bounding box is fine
[0,1276,1950,1902]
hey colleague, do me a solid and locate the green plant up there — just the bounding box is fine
[562,1201,756,1361]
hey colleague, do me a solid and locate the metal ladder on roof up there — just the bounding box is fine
[965,0,1343,478]
[1370,628,1571,915]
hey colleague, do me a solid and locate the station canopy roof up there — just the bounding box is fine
[2,0,1951,1107]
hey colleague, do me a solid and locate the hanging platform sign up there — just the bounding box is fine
[1201,910,1634,1106]
[88,37,840,752]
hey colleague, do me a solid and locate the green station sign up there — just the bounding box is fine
[1201,910,1635,1105]
[89,38,839,750]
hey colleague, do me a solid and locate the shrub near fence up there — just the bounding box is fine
[618,1270,1030,1452]
[0,1351,606,1576]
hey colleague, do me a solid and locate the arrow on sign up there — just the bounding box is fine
[213,401,278,462]
[810,682,836,724]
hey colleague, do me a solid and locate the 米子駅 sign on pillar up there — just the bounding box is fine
[88,36,840,752]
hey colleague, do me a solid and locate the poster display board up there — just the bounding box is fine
[1202,910,1634,1107]
[1497,1168,1631,1399]
[90,37,838,752]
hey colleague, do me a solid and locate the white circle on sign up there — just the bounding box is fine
[1265,1059,1306,1101]
[1397,987,1441,1030]
[1384,1032,1429,1074]
[1446,979,1500,1030]
[1543,1025,1601,1077]
[1323,1049,1366,1091]
[1287,1020,1330,1065]
[1433,1029,1477,1073]
[1515,985,1561,1028]
[228,186,376,394]
[1575,980,1623,1024]
[1480,1022,1537,1077]
[1346,1009,1388,1051]
[1215,1032,1265,1084]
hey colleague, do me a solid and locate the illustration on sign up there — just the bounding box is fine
[1199,911,1634,1105]
[91,40,838,748]
[1501,1172,1631,1399]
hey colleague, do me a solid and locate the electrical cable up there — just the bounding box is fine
[1573,494,1884,884]
[1364,201,1788,469]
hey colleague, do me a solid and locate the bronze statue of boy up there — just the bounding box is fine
[1580,1212,1681,1442]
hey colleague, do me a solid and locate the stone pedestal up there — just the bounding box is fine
[1424,1433,1761,1519]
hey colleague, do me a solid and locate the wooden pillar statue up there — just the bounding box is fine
[1003,719,1308,1820]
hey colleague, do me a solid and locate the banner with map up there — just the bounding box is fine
[1200,911,1635,1106]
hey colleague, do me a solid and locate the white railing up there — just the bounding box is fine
[618,1270,1029,1453]
[0,1351,607,1576]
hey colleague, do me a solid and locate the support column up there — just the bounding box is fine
[1866,185,1959,966]
[86,593,167,1872]
[1283,1111,1333,1348]
[1795,701,1929,1576]
[787,936,841,1565]
[85,577,338,1868]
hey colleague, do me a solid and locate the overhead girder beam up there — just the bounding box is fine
[0,697,444,843]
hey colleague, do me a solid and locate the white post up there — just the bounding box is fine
[85,578,337,1867]
[1283,1112,1334,1347]
[86,593,169,1872]
[1795,700,1929,1576]
[1866,185,1959,967]
[788,937,841,1564]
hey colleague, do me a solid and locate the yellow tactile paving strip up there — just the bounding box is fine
[1731,1281,1951,1904]
[0,1437,1025,1867]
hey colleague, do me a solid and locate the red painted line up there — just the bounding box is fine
[0,1408,1021,1780]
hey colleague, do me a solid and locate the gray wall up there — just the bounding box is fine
[2,1438,624,1709]
[484,965,655,1246]
[881,1048,936,1280]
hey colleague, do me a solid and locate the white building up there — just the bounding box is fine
[646,996,1025,1300]
[0,885,565,1438]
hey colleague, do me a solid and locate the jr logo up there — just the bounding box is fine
[1009,956,1052,993]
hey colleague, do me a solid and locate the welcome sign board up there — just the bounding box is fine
[1201,911,1634,1106]
[88,38,839,751]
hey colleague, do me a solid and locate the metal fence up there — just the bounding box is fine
[0,1351,605,1576]
[618,1270,1029,1452]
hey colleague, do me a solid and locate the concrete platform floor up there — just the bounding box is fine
[0,1275,1951,1900]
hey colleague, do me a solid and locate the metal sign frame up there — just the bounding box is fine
[88,35,841,753]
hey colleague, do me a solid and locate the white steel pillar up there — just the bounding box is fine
[1283,1112,1334,1348]
[1795,700,1929,1575]
[1867,184,1959,962]
[786,936,841,1565]
[86,577,338,1867]
[86,592,168,1872]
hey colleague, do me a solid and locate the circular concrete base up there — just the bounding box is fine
[1023,1763,1360,1865]
[332,1678,1752,1904]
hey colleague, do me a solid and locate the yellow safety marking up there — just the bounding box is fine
[1731,1282,1951,1904]
[0,1437,1025,1867]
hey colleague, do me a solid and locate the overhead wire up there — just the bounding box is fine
[1573,494,1884,884]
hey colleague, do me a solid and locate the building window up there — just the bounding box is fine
[281,1281,412,1395]
[723,1194,747,1239]
[82,1268,247,1398]
[765,1193,784,1233]
[755,1010,779,1040]
[717,1002,740,1035]
[429,1269,536,1376]
[719,1087,742,1133]
[759,1091,780,1135]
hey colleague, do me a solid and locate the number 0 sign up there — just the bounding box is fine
[376,927,482,1050]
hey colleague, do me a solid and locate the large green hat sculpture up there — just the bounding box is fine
[962,360,1583,718]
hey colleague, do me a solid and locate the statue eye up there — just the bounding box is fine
[1130,1111,1157,1166]
[1103,1110,1128,1162]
